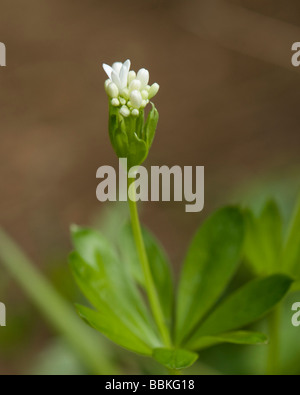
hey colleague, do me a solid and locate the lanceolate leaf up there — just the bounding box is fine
[244,201,283,275]
[69,227,161,351]
[76,304,153,356]
[187,274,292,342]
[119,223,174,325]
[153,348,198,371]
[176,207,245,345]
[186,331,268,351]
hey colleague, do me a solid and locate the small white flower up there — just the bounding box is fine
[103,59,159,113]
[103,60,131,90]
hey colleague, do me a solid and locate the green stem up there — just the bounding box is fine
[128,178,171,348]
[0,228,119,375]
[267,305,281,375]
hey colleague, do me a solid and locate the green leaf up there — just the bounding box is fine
[187,274,292,341]
[69,227,161,350]
[135,110,144,140]
[153,348,198,371]
[108,104,128,159]
[76,304,152,356]
[144,103,159,149]
[175,207,245,345]
[127,132,148,168]
[283,196,300,278]
[244,200,283,275]
[186,331,268,351]
[119,223,174,325]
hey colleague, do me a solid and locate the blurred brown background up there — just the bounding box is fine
[0,0,300,373]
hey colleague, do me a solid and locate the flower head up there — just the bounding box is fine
[102,59,160,168]
[103,59,160,117]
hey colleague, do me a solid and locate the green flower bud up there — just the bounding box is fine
[108,101,159,169]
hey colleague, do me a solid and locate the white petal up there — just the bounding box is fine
[103,64,113,80]
[123,59,131,72]
[130,90,143,109]
[119,64,129,90]
[111,69,121,89]
[112,62,123,74]
[137,68,149,89]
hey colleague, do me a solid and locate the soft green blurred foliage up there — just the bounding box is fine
[0,189,299,374]
[69,206,292,372]
[244,195,300,287]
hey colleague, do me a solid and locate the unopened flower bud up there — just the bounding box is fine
[141,90,149,100]
[106,82,119,98]
[129,79,142,93]
[128,71,137,85]
[120,88,129,100]
[111,98,120,107]
[132,109,139,117]
[130,90,143,109]
[137,68,150,88]
[148,83,160,100]
[120,105,130,117]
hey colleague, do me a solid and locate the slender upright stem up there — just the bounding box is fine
[267,305,281,375]
[128,178,171,348]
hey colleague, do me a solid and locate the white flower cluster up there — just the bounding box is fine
[103,59,159,117]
